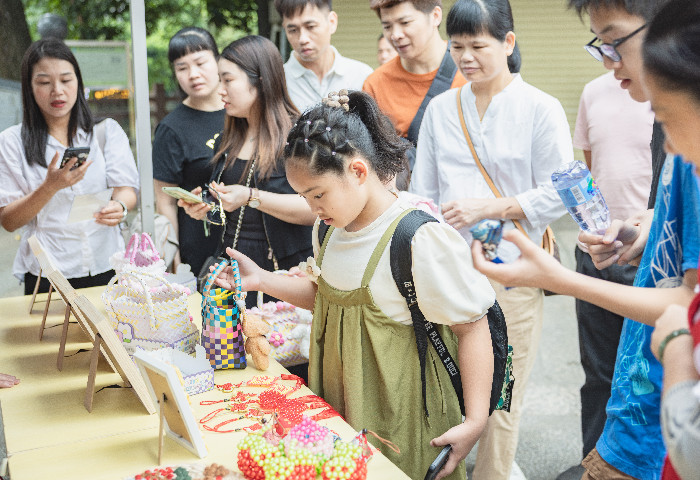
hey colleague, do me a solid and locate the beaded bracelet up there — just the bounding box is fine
[658,328,691,364]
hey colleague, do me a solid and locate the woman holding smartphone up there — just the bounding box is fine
[153,27,225,275]
[0,39,139,294]
[180,35,315,304]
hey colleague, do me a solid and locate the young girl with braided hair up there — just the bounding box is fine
[214,89,495,480]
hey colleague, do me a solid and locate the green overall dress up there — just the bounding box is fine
[309,211,466,480]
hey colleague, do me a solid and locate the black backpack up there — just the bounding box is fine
[319,209,513,417]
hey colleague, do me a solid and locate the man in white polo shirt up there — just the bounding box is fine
[274,0,374,112]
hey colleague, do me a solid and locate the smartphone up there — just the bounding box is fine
[424,445,452,480]
[60,147,90,169]
[161,186,204,204]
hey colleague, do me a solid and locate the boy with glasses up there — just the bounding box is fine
[573,2,685,479]
[476,2,697,479]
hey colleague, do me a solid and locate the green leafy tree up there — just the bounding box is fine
[21,0,264,92]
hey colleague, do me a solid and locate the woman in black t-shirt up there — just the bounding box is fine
[180,35,315,306]
[153,27,225,275]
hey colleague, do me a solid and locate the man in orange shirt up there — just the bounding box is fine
[364,0,466,140]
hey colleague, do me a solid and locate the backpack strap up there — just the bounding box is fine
[405,41,458,164]
[390,210,512,417]
[389,209,465,417]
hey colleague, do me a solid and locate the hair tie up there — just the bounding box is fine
[322,90,350,111]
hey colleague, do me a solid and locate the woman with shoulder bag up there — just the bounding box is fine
[409,1,570,479]
[180,35,315,308]
[0,39,139,295]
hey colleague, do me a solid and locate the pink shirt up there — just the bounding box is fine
[573,72,654,223]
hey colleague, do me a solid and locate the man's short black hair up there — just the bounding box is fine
[274,0,332,19]
[568,0,669,22]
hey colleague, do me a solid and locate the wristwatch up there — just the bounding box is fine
[247,188,261,208]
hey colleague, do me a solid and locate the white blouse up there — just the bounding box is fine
[411,74,571,263]
[313,200,495,326]
[0,119,139,281]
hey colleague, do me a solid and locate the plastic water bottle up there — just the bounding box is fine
[551,161,610,234]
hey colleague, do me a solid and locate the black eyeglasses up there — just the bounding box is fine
[584,24,646,62]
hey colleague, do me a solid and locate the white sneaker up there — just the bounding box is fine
[509,462,527,480]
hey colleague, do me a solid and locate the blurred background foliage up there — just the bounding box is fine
[22,0,259,93]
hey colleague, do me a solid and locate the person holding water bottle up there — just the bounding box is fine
[409,1,571,477]
[472,69,700,480]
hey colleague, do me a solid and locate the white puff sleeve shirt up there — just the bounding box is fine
[312,200,495,326]
[411,74,571,263]
[0,119,139,281]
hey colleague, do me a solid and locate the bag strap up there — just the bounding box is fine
[94,119,108,156]
[389,209,465,417]
[405,42,458,158]
[455,87,528,237]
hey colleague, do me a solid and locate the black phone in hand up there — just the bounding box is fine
[60,147,90,169]
[425,445,452,480]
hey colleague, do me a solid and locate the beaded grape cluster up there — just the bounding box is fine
[237,417,367,480]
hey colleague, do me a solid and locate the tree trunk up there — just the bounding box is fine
[257,0,271,39]
[0,0,32,82]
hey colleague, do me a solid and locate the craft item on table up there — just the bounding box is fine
[111,233,167,284]
[142,346,214,396]
[103,270,197,356]
[248,289,313,367]
[242,310,271,371]
[201,259,247,370]
[236,417,369,480]
[126,463,244,480]
[470,219,505,262]
[167,263,197,295]
[199,374,339,434]
[283,415,335,461]
[133,349,208,460]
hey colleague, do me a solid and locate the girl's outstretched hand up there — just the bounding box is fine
[429,421,483,480]
[471,229,564,292]
[211,247,264,293]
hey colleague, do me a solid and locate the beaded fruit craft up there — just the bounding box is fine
[237,416,368,480]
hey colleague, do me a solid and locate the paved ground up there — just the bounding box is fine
[0,215,585,479]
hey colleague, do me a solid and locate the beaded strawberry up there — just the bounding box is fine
[320,456,367,480]
[237,435,281,480]
[133,466,191,480]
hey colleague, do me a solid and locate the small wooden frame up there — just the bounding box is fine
[71,295,156,414]
[133,349,208,460]
[46,271,87,371]
[27,236,58,337]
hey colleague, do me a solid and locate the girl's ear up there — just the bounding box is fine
[505,31,516,56]
[347,157,370,184]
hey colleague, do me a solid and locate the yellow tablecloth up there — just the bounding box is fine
[0,287,409,480]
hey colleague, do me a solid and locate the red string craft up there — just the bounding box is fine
[199,374,339,434]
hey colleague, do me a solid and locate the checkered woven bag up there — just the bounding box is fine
[200,259,247,370]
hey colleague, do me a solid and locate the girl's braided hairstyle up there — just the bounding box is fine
[283,90,410,182]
